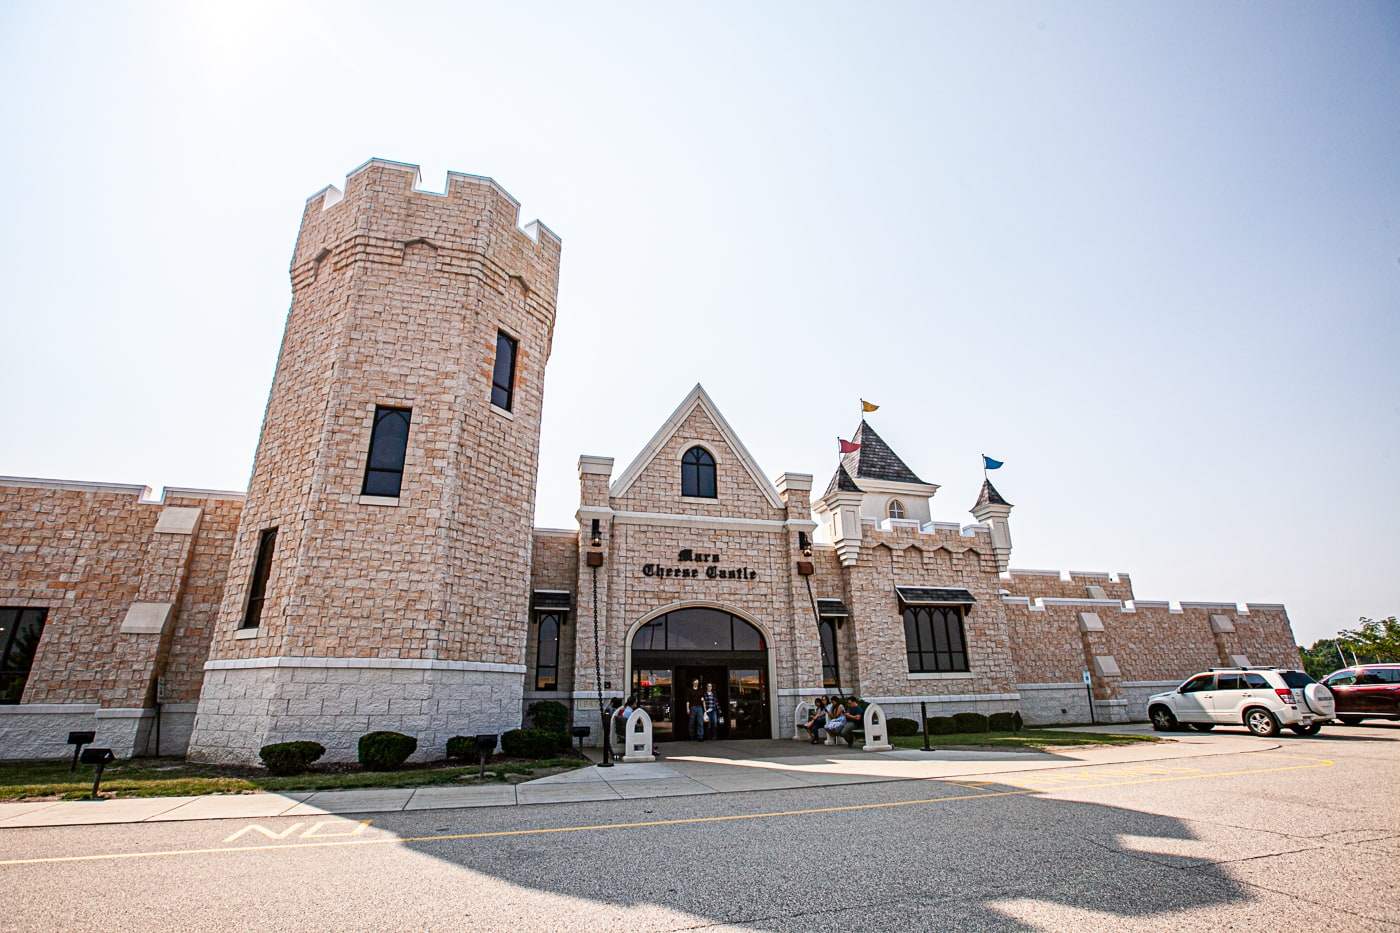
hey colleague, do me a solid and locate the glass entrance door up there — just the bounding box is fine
[630,607,772,742]
[726,667,768,739]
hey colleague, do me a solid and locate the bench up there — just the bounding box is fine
[824,702,892,751]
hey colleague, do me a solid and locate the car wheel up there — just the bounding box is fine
[1188,723,1215,732]
[1339,716,1364,726]
[1289,722,1323,736]
[1244,707,1280,737]
[1149,706,1178,732]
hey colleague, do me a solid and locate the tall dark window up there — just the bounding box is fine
[681,446,716,498]
[491,331,518,411]
[0,607,48,704]
[903,605,969,673]
[535,612,561,690]
[241,528,278,630]
[362,406,412,497]
[819,619,840,690]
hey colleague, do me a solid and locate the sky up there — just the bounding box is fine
[1,2,1396,646]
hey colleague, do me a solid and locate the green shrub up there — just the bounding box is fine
[988,712,1017,732]
[926,716,958,735]
[258,741,325,776]
[951,712,989,733]
[501,728,569,759]
[527,700,570,732]
[445,735,483,761]
[887,717,920,737]
[357,731,418,771]
[1012,711,1024,732]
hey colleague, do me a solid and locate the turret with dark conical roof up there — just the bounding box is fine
[971,478,1014,573]
[815,419,940,566]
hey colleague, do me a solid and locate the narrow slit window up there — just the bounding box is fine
[241,528,278,630]
[362,406,412,497]
[492,331,518,411]
[0,607,48,704]
[535,612,560,690]
[681,446,716,498]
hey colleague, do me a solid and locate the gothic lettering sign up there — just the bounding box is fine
[640,548,758,582]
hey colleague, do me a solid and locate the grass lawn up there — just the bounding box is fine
[0,755,588,802]
[889,729,1162,750]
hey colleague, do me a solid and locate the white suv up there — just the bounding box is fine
[1147,668,1334,737]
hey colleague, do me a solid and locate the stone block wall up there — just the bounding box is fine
[837,523,1018,716]
[191,659,521,764]
[0,478,243,757]
[1004,573,1304,724]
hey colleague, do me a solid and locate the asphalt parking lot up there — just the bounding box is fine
[0,722,1396,932]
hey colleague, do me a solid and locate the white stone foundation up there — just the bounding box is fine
[0,705,164,760]
[187,658,525,766]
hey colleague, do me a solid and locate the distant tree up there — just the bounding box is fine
[1338,616,1400,664]
[1299,640,1348,680]
[1298,616,1399,680]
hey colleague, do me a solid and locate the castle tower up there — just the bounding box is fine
[188,160,561,764]
[813,419,939,566]
[970,479,1014,573]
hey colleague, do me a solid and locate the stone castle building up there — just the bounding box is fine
[0,160,1303,763]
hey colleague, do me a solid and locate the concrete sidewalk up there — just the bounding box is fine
[0,726,1266,829]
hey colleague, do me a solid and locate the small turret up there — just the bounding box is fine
[970,479,1013,572]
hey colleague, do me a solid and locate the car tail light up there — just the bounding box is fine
[1275,688,1295,704]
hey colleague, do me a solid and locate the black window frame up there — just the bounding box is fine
[681,446,717,499]
[491,330,518,411]
[902,605,969,673]
[535,611,561,691]
[0,607,48,704]
[241,527,278,630]
[362,406,413,497]
[818,618,841,690]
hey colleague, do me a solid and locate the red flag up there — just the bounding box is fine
[839,438,861,454]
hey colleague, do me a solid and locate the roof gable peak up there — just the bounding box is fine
[609,384,785,510]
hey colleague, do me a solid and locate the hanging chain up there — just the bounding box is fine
[592,563,604,716]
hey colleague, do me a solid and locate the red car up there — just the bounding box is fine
[1321,664,1400,724]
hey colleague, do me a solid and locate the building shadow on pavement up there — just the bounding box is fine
[393,776,1267,932]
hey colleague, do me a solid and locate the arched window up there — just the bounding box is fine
[534,612,560,690]
[681,446,716,498]
[887,499,906,520]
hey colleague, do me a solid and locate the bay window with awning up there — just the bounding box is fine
[896,587,974,674]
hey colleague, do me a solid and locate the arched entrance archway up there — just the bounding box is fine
[628,606,771,741]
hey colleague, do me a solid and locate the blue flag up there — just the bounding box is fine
[983,455,1004,470]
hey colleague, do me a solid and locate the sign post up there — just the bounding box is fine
[1083,670,1095,725]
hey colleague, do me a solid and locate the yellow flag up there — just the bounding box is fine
[861,399,879,413]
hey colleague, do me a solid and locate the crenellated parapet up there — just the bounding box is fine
[291,159,561,313]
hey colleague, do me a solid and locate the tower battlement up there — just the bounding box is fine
[292,159,560,307]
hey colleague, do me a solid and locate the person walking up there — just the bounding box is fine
[685,678,706,741]
[703,682,721,740]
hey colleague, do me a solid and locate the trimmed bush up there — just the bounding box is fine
[501,728,569,759]
[445,735,482,761]
[527,700,570,732]
[927,716,958,735]
[988,712,1017,732]
[259,741,325,776]
[358,731,418,771]
[951,712,989,733]
[1012,710,1024,732]
[887,717,920,737]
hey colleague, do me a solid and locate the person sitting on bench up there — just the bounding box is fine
[836,697,863,747]
[804,696,829,743]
